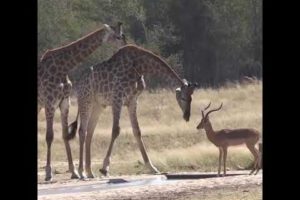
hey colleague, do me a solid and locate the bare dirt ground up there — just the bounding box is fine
[38,170,262,200]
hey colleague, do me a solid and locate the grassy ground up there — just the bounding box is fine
[38,82,262,176]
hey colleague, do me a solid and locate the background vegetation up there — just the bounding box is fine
[38,0,262,88]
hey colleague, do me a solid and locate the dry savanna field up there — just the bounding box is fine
[38,81,262,178]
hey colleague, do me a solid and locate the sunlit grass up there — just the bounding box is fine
[38,81,262,175]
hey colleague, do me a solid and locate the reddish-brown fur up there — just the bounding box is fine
[196,102,261,176]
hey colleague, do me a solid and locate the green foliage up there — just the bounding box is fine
[38,0,262,87]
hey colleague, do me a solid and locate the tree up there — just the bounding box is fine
[38,0,262,88]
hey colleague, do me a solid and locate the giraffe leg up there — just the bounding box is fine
[127,100,160,174]
[59,98,79,179]
[100,102,122,176]
[218,147,223,177]
[38,104,42,114]
[44,106,55,181]
[77,102,92,179]
[85,105,102,178]
[246,143,259,175]
[223,147,228,176]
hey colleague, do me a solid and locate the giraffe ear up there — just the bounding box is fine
[121,34,127,44]
[103,24,111,30]
[117,22,123,32]
[182,79,188,86]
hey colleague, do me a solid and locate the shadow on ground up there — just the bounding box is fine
[164,173,246,180]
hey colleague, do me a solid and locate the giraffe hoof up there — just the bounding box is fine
[71,171,80,179]
[99,169,109,176]
[79,175,87,180]
[152,169,161,175]
[78,171,87,179]
[45,176,53,181]
[87,172,96,179]
[151,167,160,174]
[145,163,160,174]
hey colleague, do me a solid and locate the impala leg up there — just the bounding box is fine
[223,147,228,176]
[254,155,261,175]
[44,106,55,181]
[246,143,259,175]
[218,147,223,176]
[85,105,102,178]
[59,98,79,179]
[254,143,262,175]
[127,100,160,174]
[100,102,122,176]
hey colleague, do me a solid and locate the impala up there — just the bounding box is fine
[196,102,261,176]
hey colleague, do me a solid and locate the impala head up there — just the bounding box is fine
[103,22,126,46]
[176,79,198,122]
[196,102,223,130]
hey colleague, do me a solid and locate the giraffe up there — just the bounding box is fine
[67,44,198,178]
[38,22,126,181]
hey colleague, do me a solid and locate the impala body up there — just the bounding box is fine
[197,102,261,176]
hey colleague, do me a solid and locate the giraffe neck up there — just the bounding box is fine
[40,27,108,72]
[122,45,185,88]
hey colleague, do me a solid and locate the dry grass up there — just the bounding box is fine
[38,81,262,175]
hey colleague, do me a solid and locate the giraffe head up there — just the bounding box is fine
[103,22,127,47]
[176,79,198,122]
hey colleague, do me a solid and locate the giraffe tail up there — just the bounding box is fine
[66,110,79,140]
